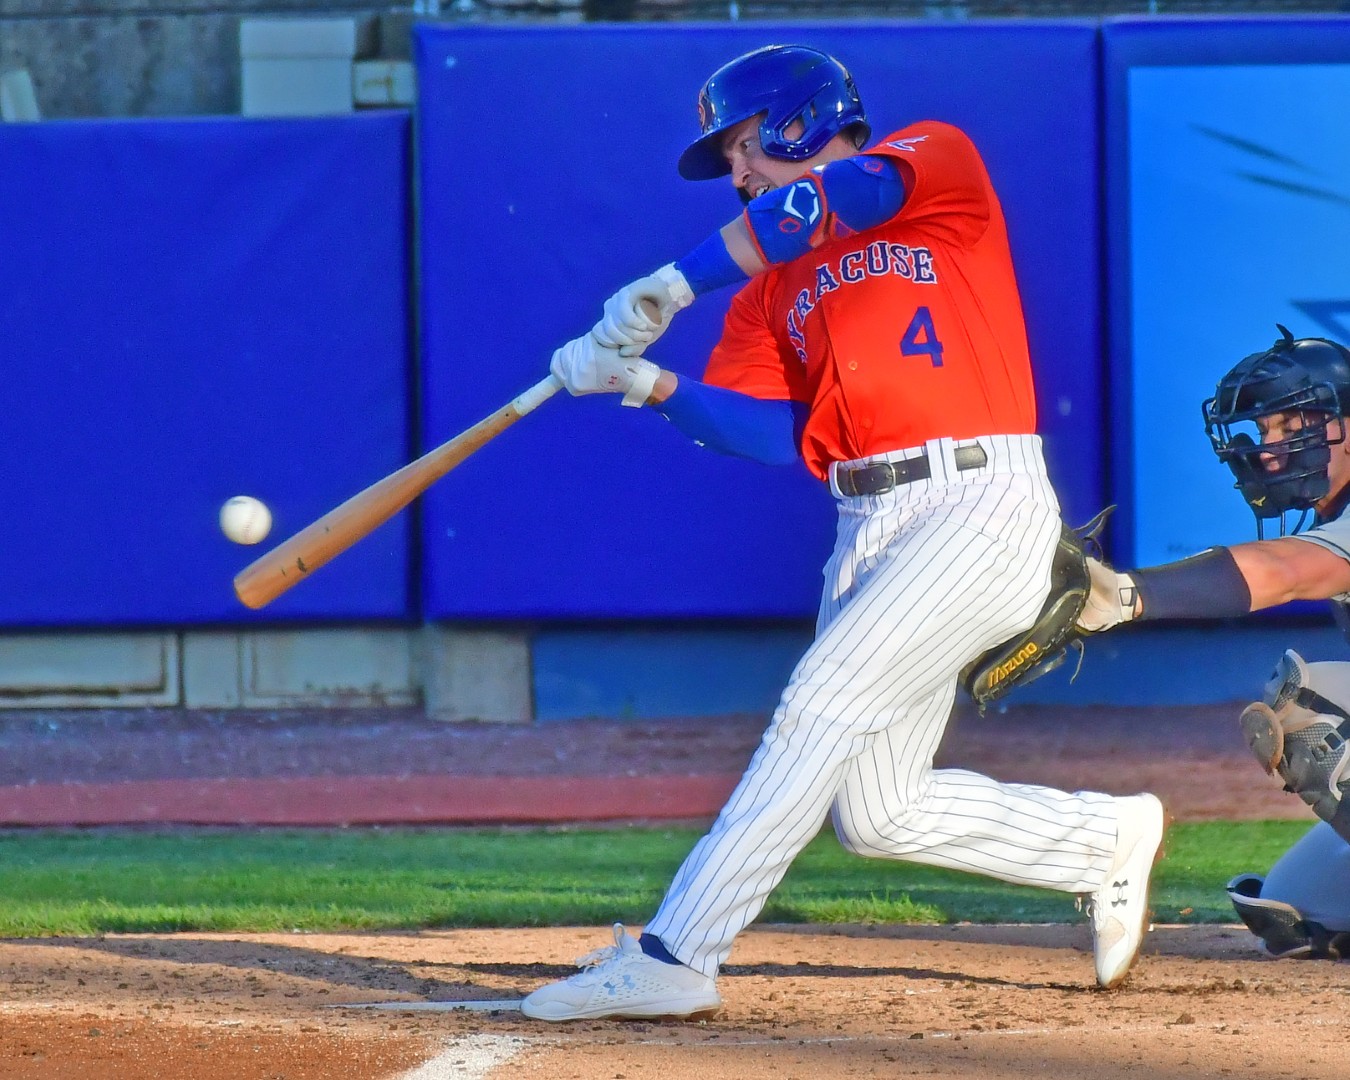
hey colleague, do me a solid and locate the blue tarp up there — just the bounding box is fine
[0,113,414,624]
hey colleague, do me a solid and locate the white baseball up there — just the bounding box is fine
[219,495,272,545]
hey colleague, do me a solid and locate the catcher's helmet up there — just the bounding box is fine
[1203,325,1350,532]
[677,45,870,182]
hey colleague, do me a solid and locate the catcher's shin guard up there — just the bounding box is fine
[1226,873,1350,959]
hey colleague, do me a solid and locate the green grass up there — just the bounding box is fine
[0,821,1312,936]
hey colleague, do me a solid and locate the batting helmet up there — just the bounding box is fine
[1203,325,1350,532]
[677,45,870,182]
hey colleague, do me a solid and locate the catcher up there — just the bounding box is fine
[987,326,1350,958]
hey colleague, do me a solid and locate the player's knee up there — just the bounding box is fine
[832,826,886,857]
[830,807,892,856]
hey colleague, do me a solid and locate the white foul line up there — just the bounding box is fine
[339,999,523,1012]
[399,1033,530,1080]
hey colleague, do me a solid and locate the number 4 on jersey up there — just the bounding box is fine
[901,306,944,367]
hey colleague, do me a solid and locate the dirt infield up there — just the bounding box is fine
[0,923,1346,1079]
[0,700,1339,1078]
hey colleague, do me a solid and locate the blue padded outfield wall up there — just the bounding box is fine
[1104,17,1350,567]
[414,21,1105,619]
[0,114,413,625]
[10,17,1350,645]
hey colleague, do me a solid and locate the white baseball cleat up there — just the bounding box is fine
[520,924,721,1022]
[1086,793,1166,990]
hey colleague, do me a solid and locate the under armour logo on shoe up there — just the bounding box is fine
[1110,879,1129,907]
[603,974,636,996]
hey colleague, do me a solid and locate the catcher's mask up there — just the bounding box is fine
[1202,325,1350,537]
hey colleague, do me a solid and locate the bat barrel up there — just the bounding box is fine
[232,375,563,609]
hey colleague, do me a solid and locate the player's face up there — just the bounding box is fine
[1257,409,1350,507]
[720,115,812,200]
[1321,419,1350,507]
[1255,410,1309,465]
[1255,410,1339,454]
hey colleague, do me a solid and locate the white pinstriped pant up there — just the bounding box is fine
[643,434,1120,978]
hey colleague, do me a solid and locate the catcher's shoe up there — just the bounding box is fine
[520,924,721,1022]
[1086,793,1166,989]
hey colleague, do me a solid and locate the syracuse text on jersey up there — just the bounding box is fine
[785,241,938,362]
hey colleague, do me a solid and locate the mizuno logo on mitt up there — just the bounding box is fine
[989,642,1040,686]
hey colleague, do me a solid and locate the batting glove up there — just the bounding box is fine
[593,263,695,357]
[1077,557,1140,632]
[550,331,661,408]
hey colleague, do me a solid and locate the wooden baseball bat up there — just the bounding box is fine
[234,301,662,610]
[232,373,564,610]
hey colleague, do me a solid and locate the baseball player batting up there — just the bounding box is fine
[1078,326,1350,959]
[521,44,1166,1022]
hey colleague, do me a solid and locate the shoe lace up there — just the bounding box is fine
[574,923,629,969]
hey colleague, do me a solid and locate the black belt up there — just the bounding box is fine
[835,444,988,497]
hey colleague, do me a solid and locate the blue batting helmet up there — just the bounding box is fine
[677,45,870,182]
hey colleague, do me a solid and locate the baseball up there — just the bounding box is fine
[219,495,272,546]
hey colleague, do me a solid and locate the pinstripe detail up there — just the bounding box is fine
[643,436,1121,978]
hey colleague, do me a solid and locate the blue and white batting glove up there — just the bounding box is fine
[593,264,695,357]
[550,332,660,408]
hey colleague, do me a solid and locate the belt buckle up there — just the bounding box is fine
[877,461,898,493]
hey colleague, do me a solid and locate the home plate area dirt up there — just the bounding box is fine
[0,923,1346,1079]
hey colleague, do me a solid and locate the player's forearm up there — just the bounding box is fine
[648,368,678,406]
[1229,538,1350,608]
[720,219,766,277]
[1229,543,1302,609]
[1082,547,1248,630]
[650,376,803,466]
[1105,539,1349,623]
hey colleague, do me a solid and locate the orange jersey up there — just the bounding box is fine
[702,121,1038,480]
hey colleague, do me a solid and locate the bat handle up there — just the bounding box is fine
[514,298,660,416]
[511,373,564,416]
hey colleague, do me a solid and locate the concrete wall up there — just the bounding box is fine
[1,13,240,117]
[1,621,1340,719]
[0,626,533,721]
[0,2,415,117]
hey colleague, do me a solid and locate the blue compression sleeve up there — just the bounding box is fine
[1132,547,1253,620]
[675,232,748,296]
[653,378,805,466]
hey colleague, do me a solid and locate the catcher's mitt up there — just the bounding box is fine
[960,506,1114,713]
